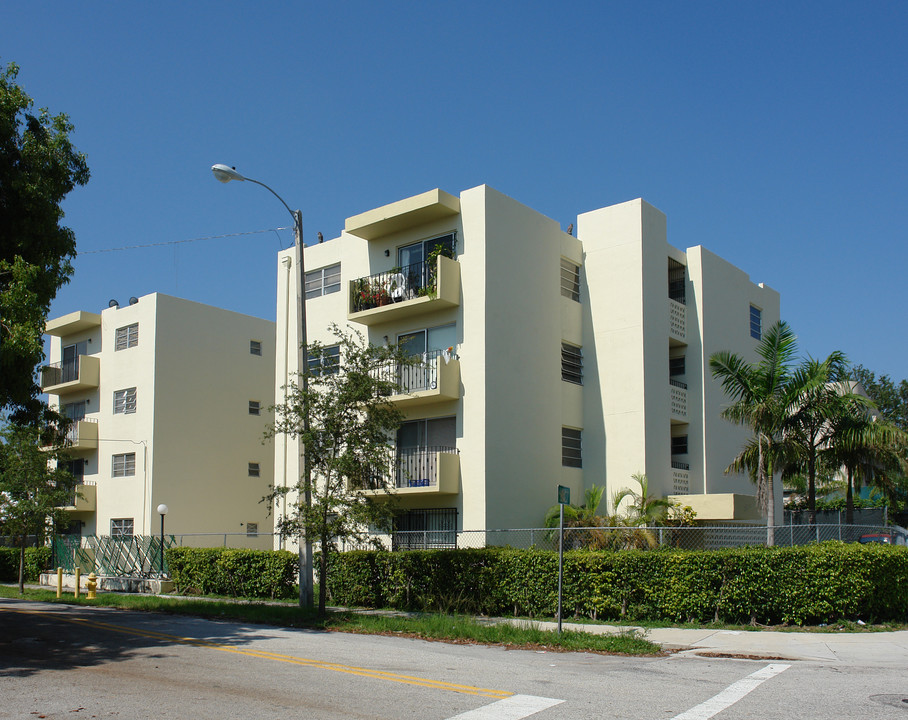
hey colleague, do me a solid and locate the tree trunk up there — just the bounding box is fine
[845,468,855,525]
[807,449,817,525]
[18,534,26,594]
[764,437,775,547]
[318,531,328,617]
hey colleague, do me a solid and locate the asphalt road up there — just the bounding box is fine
[0,598,905,719]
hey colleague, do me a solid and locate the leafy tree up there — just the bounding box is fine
[0,61,89,421]
[710,321,799,541]
[268,325,415,616]
[851,365,908,432]
[0,422,77,592]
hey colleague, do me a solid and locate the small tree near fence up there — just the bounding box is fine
[0,422,77,592]
[267,324,416,615]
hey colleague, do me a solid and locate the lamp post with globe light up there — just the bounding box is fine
[210,165,313,609]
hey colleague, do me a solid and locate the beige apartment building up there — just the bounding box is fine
[43,293,276,548]
[274,185,781,548]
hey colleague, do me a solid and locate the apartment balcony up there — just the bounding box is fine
[59,481,96,513]
[670,378,688,423]
[669,298,686,345]
[372,350,460,407]
[40,355,100,394]
[45,310,101,337]
[348,255,460,326]
[64,419,98,453]
[354,447,460,497]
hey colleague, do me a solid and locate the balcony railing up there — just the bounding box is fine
[64,418,98,451]
[358,446,459,493]
[669,298,686,343]
[671,459,690,471]
[670,380,688,422]
[372,349,443,393]
[351,259,439,313]
[348,255,460,325]
[40,355,100,393]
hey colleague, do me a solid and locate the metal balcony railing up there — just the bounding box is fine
[360,446,459,491]
[42,359,80,386]
[65,417,98,445]
[350,259,437,313]
[370,349,445,394]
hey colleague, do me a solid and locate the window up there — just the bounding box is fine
[750,305,762,340]
[669,356,686,377]
[392,508,457,550]
[671,435,689,455]
[668,258,686,304]
[561,343,583,384]
[248,401,261,416]
[248,462,260,477]
[113,387,137,414]
[65,458,85,483]
[307,345,340,376]
[395,417,457,488]
[112,453,136,477]
[246,522,258,537]
[397,233,456,270]
[560,259,580,302]
[110,518,134,537]
[115,323,139,350]
[60,341,88,383]
[305,263,341,299]
[250,340,262,356]
[562,427,582,468]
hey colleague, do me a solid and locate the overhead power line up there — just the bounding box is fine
[77,227,292,255]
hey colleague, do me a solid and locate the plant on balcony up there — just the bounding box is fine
[352,277,392,311]
[424,243,454,293]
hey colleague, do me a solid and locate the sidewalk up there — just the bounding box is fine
[517,618,908,666]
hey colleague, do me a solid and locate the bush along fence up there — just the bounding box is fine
[0,546,52,583]
[165,547,298,600]
[324,544,908,625]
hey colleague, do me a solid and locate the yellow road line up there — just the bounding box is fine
[0,605,512,699]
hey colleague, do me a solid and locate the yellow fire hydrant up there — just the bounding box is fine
[86,573,97,599]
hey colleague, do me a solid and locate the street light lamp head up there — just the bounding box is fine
[211,164,246,183]
[157,503,169,516]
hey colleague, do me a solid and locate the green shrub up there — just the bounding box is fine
[0,546,52,582]
[166,547,297,599]
[325,543,908,625]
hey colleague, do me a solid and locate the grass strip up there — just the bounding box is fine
[0,585,660,655]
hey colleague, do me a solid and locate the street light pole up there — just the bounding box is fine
[157,503,168,577]
[211,165,313,609]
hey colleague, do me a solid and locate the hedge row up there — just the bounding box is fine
[325,543,908,625]
[0,546,52,583]
[166,547,298,599]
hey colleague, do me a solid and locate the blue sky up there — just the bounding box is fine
[4,1,906,379]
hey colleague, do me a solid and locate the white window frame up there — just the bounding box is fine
[248,462,260,477]
[308,344,340,376]
[750,305,762,340]
[115,323,139,351]
[560,259,581,302]
[110,518,134,537]
[561,343,583,385]
[248,401,261,416]
[113,387,137,415]
[111,452,136,477]
[305,263,341,299]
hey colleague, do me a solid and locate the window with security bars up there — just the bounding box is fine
[305,263,341,299]
[248,462,260,477]
[669,356,686,377]
[750,305,762,340]
[115,323,139,350]
[671,434,689,455]
[308,345,340,376]
[560,259,580,302]
[111,453,136,477]
[562,427,582,468]
[248,401,261,415]
[561,343,583,384]
[250,340,262,356]
[110,518,134,537]
[392,508,457,550]
[113,387,137,414]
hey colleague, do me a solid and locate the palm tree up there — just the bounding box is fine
[782,355,873,524]
[823,412,907,524]
[710,321,798,543]
[612,472,673,526]
[543,484,606,528]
